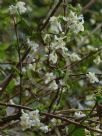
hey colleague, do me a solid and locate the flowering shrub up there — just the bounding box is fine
[0,0,102,135]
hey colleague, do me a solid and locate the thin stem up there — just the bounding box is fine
[12,15,22,105]
[40,0,63,31]
[0,102,101,134]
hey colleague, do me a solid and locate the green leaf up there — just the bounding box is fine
[68,124,85,136]
[6,80,15,94]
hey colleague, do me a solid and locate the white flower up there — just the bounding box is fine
[40,124,49,133]
[20,109,41,130]
[76,22,84,33]
[49,51,58,64]
[74,111,85,118]
[59,80,64,86]
[93,56,101,65]
[85,95,95,106]
[48,80,58,90]
[69,52,81,62]
[54,36,67,51]
[100,9,102,13]
[25,90,30,96]
[45,72,58,90]
[96,125,101,131]
[22,67,26,73]
[29,110,40,120]
[27,38,39,52]
[66,11,84,34]
[14,77,20,85]
[50,118,57,126]
[28,63,36,71]
[16,1,27,14]
[9,5,17,14]
[50,36,68,56]
[87,45,98,52]
[28,64,33,70]
[43,34,51,43]
[49,16,62,34]
[20,110,49,132]
[85,129,90,136]
[76,36,89,46]
[78,14,84,24]
[86,72,99,83]
[20,111,31,131]
[90,19,96,25]
[9,1,27,14]
[45,72,56,84]
[30,118,41,127]
[29,110,41,127]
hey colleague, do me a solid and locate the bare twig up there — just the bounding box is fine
[84,0,97,10]
[0,47,31,94]
[40,0,63,31]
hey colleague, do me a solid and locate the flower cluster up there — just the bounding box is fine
[93,56,101,65]
[86,72,99,83]
[87,45,98,52]
[49,11,84,34]
[44,11,84,66]
[74,111,85,118]
[45,72,58,90]
[68,52,81,62]
[65,11,84,33]
[9,1,27,14]
[27,38,39,52]
[20,110,48,133]
[49,51,58,64]
[50,118,61,127]
[49,16,62,34]
[46,36,68,64]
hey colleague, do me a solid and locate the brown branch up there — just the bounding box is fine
[40,0,63,31]
[48,88,60,113]
[64,46,102,70]
[12,15,22,105]
[42,112,102,134]
[0,60,37,65]
[0,112,21,126]
[0,47,31,94]
[0,102,101,134]
[83,0,97,10]
[63,0,67,17]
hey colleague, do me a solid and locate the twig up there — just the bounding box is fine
[0,112,21,126]
[55,109,96,114]
[43,112,102,134]
[0,47,31,94]
[12,15,22,105]
[0,102,101,134]
[64,46,102,70]
[0,60,39,65]
[40,0,63,31]
[63,0,67,17]
[84,0,97,10]
[48,88,60,113]
[68,103,97,136]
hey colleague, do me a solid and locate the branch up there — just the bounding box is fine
[0,112,21,126]
[64,46,102,70]
[0,102,101,134]
[84,0,97,10]
[0,47,31,94]
[40,0,63,31]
